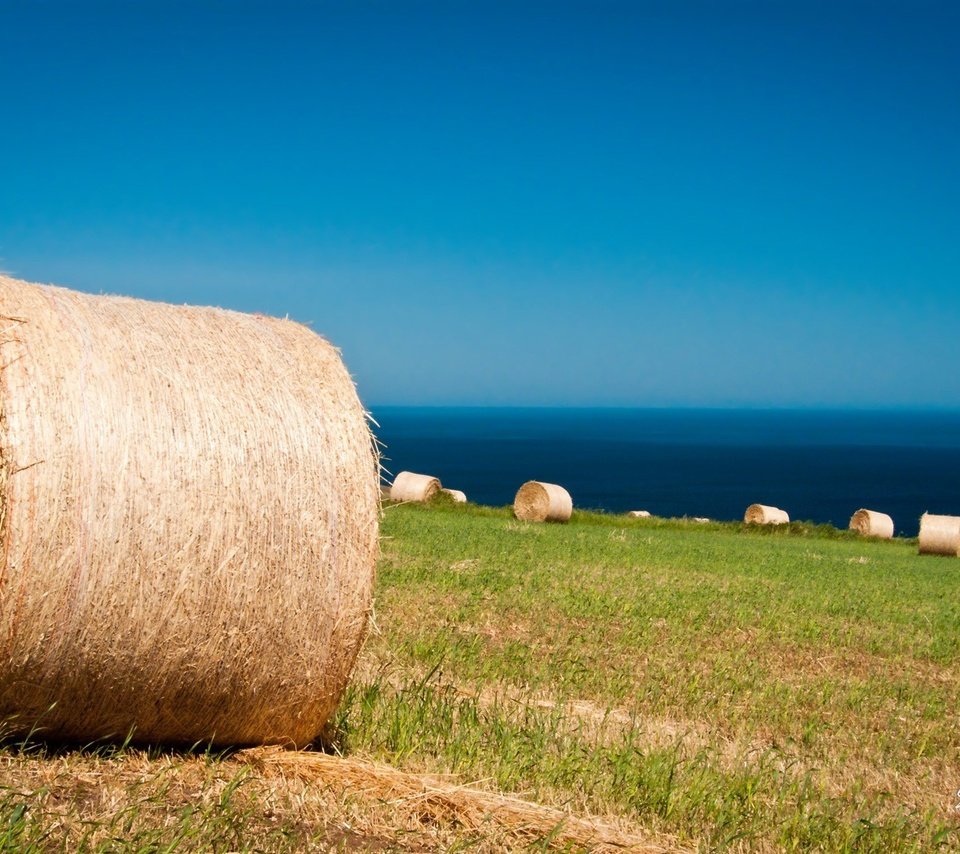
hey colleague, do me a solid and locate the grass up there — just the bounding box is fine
[2,501,959,851]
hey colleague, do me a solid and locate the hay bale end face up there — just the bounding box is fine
[441,488,467,503]
[390,471,441,502]
[918,513,960,556]
[849,508,894,539]
[0,276,380,747]
[744,504,790,525]
[513,481,573,523]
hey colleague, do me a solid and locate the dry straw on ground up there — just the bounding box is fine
[513,481,573,523]
[0,276,379,747]
[237,747,683,853]
[441,488,467,503]
[849,508,895,539]
[390,470,441,503]
[744,503,790,525]
[918,513,960,556]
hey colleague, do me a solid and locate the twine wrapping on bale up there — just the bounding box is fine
[441,488,467,503]
[389,471,441,503]
[849,509,895,539]
[918,513,960,557]
[744,504,790,525]
[0,276,380,747]
[513,481,572,523]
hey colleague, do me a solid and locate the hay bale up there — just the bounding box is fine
[627,510,651,518]
[918,513,960,556]
[442,488,467,503]
[513,481,572,523]
[390,471,441,503]
[380,482,393,501]
[744,504,789,525]
[849,508,894,539]
[0,276,379,747]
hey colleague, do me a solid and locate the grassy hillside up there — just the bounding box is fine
[2,503,958,851]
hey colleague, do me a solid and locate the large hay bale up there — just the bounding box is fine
[744,504,789,525]
[513,481,572,523]
[0,276,379,747]
[849,508,894,539]
[918,513,960,556]
[441,488,467,503]
[390,471,441,502]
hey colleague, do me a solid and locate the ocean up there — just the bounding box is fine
[371,407,960,536]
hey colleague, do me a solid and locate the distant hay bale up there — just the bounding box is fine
[442,488,467,503]
[0,276,379,747]
[849,509,894,539]
[390,471,441,503]
[918,513,960,556]
[380,483,393,501]
[627,510,651,518]
[744,504,789,525]
[692,517,711,524]
[513,481,572,523]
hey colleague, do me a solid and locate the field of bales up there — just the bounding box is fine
[3,500,959,852]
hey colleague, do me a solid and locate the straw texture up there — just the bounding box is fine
[238,747,683,853]
[513,481,573,523]
[0,276,379,747]
[918,513,960,556]
[849,508,895,539]
[744,504,790,525]
[389,471,441,503]
[441,488,467,503]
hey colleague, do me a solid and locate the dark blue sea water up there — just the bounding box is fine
[372,408,960,537]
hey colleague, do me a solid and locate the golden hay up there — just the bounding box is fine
[0,276,379,746]
[743,503,789,525]
[236,747,684,853]
[390,470,441,503]
[441,488,467,503]
[513,481,573,523]
[918,513,960,557]
[849,508,895,539]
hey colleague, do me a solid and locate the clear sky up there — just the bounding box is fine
[2,1,958,408]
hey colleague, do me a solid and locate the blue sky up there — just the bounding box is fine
[1,1,958,408]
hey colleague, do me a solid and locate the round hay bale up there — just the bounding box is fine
[626,510,651,518]
[389,471,441,503]
[918,513,960,556]
[442,488,467,503]
[513,481,572,523]
[0,276,379,747]
[744,504,789,525]
[849,508,894,539]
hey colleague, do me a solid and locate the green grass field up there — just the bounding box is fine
[2,501,959,851]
